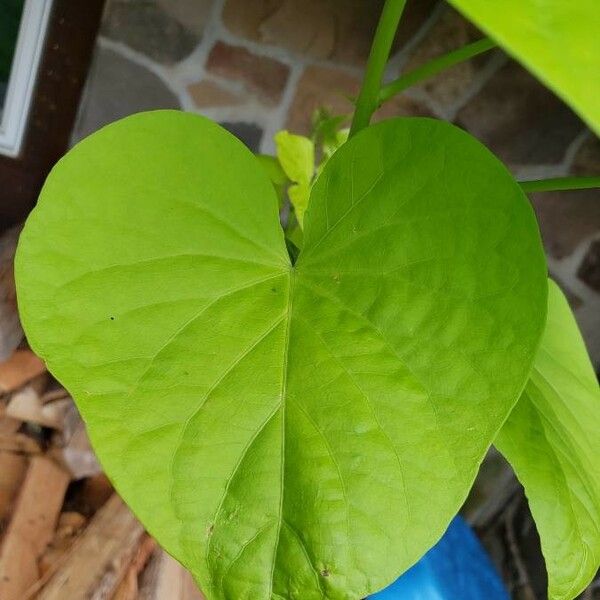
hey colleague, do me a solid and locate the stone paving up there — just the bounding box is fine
[73,0,600,366]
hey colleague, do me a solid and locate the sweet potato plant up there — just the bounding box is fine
[13,1,600,599]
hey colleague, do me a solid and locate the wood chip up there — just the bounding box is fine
[0,456,69,600]
[0,414,21,435]
[38,512,87,578]
[49,419,102,479]
[36,494,145,600]
[0,226,24,362]
[0,432,41,455]
[139,550,206,600]
[57,511,87,534]
[6,386,72,430]
[0,451,28,522]
[112,536,157,600]
[0,350,46,394]
[78,473,114,514]
[41,388,70,404]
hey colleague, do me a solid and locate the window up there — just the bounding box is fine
[0,0,53,157]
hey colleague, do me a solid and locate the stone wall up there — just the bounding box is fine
[73,0,600,366]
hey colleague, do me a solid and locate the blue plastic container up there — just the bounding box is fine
[368,516,509,600]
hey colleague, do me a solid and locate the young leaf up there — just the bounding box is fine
[446,0,600,134]
[15,111,547,599]
[256,154,288,207]
[495,280,600,600]
[275,130,315,226]
[287,182,311,226]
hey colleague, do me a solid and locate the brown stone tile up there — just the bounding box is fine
[102,0,202,65]
[577,240,600,292]
[531,132,600,260]
[531,189,600,259]
[286,66,358,134]
[73,47,181,142]
[206,41,289,105]
[375,94,437,122]
[286,65,433,134]
[402,7,489,108]
[187,80,244,108]
[456,60,584,166]
[220,122,264,152]
[156,0,214,36]
[222,0,437,65]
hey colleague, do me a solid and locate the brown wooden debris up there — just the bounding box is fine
[0,451,27,522]
[112,535,157,600]
[0,350,46,394]
[41,387,70,404]
[0,226,24,362]
[0,456,69,600]
[0,432,41,455]
[36,494,145,600]
[78,473,114,514]
[0,413,21,435]
[49,418,102,479]
[37,511,88,578]
[49,398,80,445]
[138,550,206,600]
[7,386,72,430]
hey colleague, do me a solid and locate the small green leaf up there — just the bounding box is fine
[496,279,600,600]
[447,0,600,133]
[288,182,311,226]
[274,130,314,186]
[16,112,547,599]
[274,131,315,228]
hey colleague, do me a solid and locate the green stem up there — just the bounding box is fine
[349,0,407,138]
[519,176,600,193]
[379,37,496,105]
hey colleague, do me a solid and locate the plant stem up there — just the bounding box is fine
[379,37,496,105]
[349,0,407,138]
[519,176,600,193]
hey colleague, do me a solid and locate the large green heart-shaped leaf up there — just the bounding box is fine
[447,0,600,134]
[15,111,547,599]
[496,279,600,600]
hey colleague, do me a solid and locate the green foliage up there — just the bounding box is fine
[274,130,314,226]
[256,154,288,207]
[311,109,350,170]
[446,0,600,134]
[15,111,548,599]
[496,280,600,600]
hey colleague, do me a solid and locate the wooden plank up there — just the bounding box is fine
[37,494,145,600]
[0,350,46,393]
[0,432,41,454]
[0,413,21,435]
[139,550,206,600]
[112,535,157,600]
[38,511,87,576]
[0,451,27,521]
[0,456,69,600]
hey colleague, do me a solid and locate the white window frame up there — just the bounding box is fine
[0,0,54,158]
